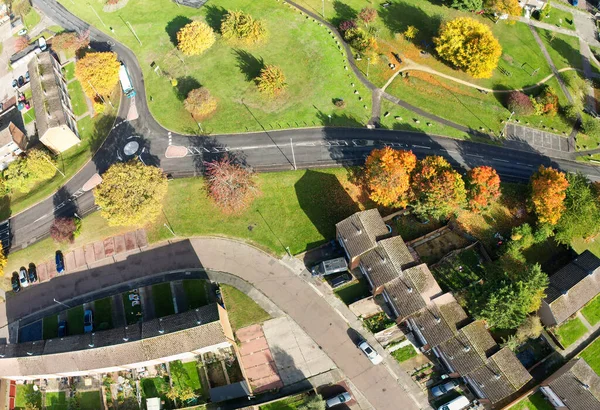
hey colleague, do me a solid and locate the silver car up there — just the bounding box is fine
[358,341,383,365]
[18,267,29,288]
[326,391,351,408]
[431,380,459,397]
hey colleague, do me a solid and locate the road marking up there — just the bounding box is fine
[412,144,431,149]
[493,158,509,162]
[446,150,458,154]
[308,282,323,297]
[334,307,350,324]
[466,153,483,158]
[33,214,49,223]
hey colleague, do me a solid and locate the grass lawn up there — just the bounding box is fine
[170,360,205,400]
[431,249,485,292]
[580,336,600,375]
[391,345,418,363]
[22,107,35,124]
[45,391,67,410]
[182,279,209,310]
[582,295,600,326]
[42,314,59,339]
[122,290,143,324]
[572,237,600,259]
[152,283,175,318]
[58,0,372,134]
[555,317,588,347]
[511,391,554,410]
[334,277,370,305]
[63,61,75,81]
[221,284,270,331]
[67,305,85,336]
[260,394,310,410]
[538,7,574,30]
[537,28,583,71]
[23,8,41,30]
[15,384,41,409]
[93,297,113,330]
[141,376,170,402]
[67,80,88,117]
[78,391,102,410]
[577,153,600,163]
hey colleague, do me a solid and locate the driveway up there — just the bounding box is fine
[3,238,430,410]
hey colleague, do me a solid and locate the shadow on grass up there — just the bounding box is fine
[316,110,364,127]
[165,16,193,46]
[204,5,228,32]
[380,1,441,48]
[89,114,117,154]
[332,0,357,28]
[175,76,201,101]
[0,195,11,222]
[233,49,264,81]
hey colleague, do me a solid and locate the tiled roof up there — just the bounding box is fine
[403,264,442,302]
[439,321,498,375]
[545,251,600,324]
[384,276,426,320]
[461,321,498,360]
[546,358,600,410]
[336,209,388,260]
[0,107,27,149]
[436,293,470,334]
[361,245,403,289]
[489,347,532,390]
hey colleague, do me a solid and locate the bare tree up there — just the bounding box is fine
[204,155,259,214]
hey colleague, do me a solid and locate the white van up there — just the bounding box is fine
[437,395,470,410]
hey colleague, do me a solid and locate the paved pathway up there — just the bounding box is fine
[518,16,578,36]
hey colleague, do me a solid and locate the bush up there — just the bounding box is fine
[358,7,377,25]
[582,116,600,138]
[334,98,346,108]
[177,21,215,56]
[93,101,106,115]
[344,28,377,53]
[184,87,217,119]
[338,20,356,32]
[532,86,559,116]
[50,217,77,243]
[221,10,267,44]
[255,64,286,96]
[563,103,579,123]
[506,91,535,116]
[516,316,543,342]
[363,312,395,333]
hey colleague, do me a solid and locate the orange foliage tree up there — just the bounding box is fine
[466,166,501,212]
[364,147,417,207]
[411,156,467,219]
[530,165,569,225]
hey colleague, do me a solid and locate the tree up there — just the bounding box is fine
[52,30,90,53]
[12,0,31,17]
[339,20,357,33]
[184,87,217,119]
[364,147,417,208]
[466,166,501,212]
[487,0,521,16]
[50,217,78,243]
[256,64,286,96]
[75,52,120,98]
[450,0,483,12]
[94,161,168,227]
[26,149,58,181]
[3,149,56,193]
[582,117,600,138]
[344,28,378,53]
[177,21,215,56]
[358,7,377,25]
[204,155,259,214]
[530,165,569,225]
[14,36,29,52]
[555,172,600,244]
[532,85,559,116]
[506,91,535,115]
[0,242,8,279]
[515,316,543,342]
[434,17,502,79]
[410,156,467,219]
[298,395,326,410]
[166,386,196,402]
[404,26,418,40]
[221,10,267,44]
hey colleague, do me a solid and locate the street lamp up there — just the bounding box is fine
[500,111,515,137]
[53,298,70,309]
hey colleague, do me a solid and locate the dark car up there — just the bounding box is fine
[28,263,37,283]
[329,273,351,289]
[55,251,65,274]
[84,310,93,333]
[11,273,20,293]
[11,79,17,88]
[57,321,67,338]
[17,76,24,87]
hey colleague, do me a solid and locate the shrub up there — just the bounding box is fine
[344,27,377,52]
[516,316,543,342]
[221,10,266,44]
[255,64,286,96]
[404,25,419,40]
[506,91,535,116]
[184,87,218,119]
[50,217,78,243]
[358,7,377,25]
[563,103,579,123]
[334,98,346,108]
[582,116,600,138]
[338,20,356,32]
[532,86,559,116]
[93,101,106,115]
[177,21,215,56]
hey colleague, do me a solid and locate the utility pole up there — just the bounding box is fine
[164,223,175,236]
[290,138,296,170]
[53,298,70,309]
[126,21,142,45]
[500,111,515,137]
[87,3,106,28]
[45,155,65,177]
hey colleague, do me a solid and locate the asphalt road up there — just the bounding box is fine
[7,0,600,253]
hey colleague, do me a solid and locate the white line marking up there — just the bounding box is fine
[308,282,323,297]
[493,158,509,162]
[466,153,483,158]
[334,307,350,324]
[446,150,458,154]
[412,144,431,149]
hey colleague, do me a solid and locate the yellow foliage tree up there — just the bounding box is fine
[404,26,419,40]
[364,147,417,207]
[487,0,521,17]
[184,87,218,119]
[75,52,121,98]
[434,17,502,79]
[0,242,7,280]
[177,21,215,56]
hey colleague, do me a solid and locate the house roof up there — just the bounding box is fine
[209,381,251,403]
[439,321,498,375]
[336,209,388,260]
[0,304,227,378]
[544,251,600,324]
[489,347,532,390]
[0,106,27,150]
[546,358,600,410]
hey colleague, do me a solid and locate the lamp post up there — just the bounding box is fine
[53,298,70,309]
[500,111,515,137]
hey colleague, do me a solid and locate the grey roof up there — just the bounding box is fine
[546,358,600,410]
[209,381,251,402]
[336,209,389,260]
[361,235,415,290]
[439,321,498,375]
[544,251,600,324]
[0,304,227,377]
[409,293,469,348]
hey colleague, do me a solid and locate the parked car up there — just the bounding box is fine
[358,340,383,365]
[311,257,348,277]
[25,71,29,81]
[11,273,20,293]
[571,0,578,5]
[18,267,29,288]
[84,310,93,333]
[17,76,24,87]
[11,79,17,88]
[55,251,64,274]
[27,263,37,283]
[17,29,27,36]
[437,395,470,410]
[431,380,460,397]
[57,321,67,338]
[325,391,352,408]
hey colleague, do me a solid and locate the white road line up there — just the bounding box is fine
[466,153,483,158]
[446,150,459,154]
[493,158,509,162]
[32,214,49,223]
[308,282,323,297]
[412,144,431,149]
[334,307,350,324]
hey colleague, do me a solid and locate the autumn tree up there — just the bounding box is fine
[50,217,78,244]
[344,28,378,53]
[339,20,357,33]
[52,30,90,53]
[14,36,29,52]
[204,155,259,214]
[177,21,215,56]
[530,165,569,225]
[506,91,535,116]
[466,166,501,212]
[554,172,600,244]
[487,0,521,17]
[4,149,57,193]
[358,7,377,25]
[94,161,168,227]
[434,17,502,78]
[404,26,418,40]
[410,156,467,219]
[12,0,31,17]
[221,10,267,44]
[532,85,559,116]
[75,52,120,98]
[184,87,217,119]
[364,147,417,208]
[450,0,483,12]
[256,65,286,96]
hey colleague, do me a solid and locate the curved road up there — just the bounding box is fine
[9,0,600,253]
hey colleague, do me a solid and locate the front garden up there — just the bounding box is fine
[554,316,588,347]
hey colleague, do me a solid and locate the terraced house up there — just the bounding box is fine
[539,357,600,410]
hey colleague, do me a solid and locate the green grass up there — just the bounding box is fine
[334,277,370,305]
[182,280,210,310]
[391,345,418,363]
[78,391,102,410]
[580,336,600,376]
[58,0,372,134]
[577,153,600,163]
[221,284,270,331]
[45,391,67,410]
[152,283,175,318]
[431,249,485,292]
[537,28,583,71]
[260,394,310,410]
[555,317,588,347]
[68,80,88,117]
[42,314,59,339]
[93,297,113,330]
[15,384,41,409]
[23,8,40,30]
[582,295,600,326]
[67,305,85,336]
[511,391,554,410]
[170,360,203,397]
[537,7,574,30]
[122,290,143,324]
[63,61,75,82]
[22,107,35,124]
[141,376,170,402]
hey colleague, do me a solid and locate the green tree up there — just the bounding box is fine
[3,149,56,193]
[450,0,483,11]
[582,116,600,139]
[12,0,31,17]
[94,161,168,227]
[555,172,600,244]
[177,21,215,56]
[344,28,378,53]
[221,10,267,44]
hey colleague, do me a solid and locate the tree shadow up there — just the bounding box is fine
[316,110,364,127]
[204,5,227,32]
[165,16,193,47]
[52,186,77,219]
[176,76,201,101]
[233,49,264,81]
[332,0,357,28]
[380,1,442,46]
[88,114,117,155]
